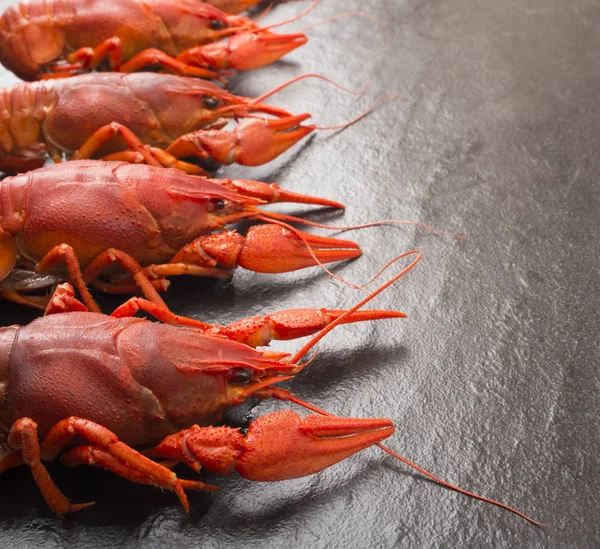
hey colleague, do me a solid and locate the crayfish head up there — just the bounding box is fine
[152,3,254,50]
[203,193,264,230]
[207,88,293,119]
[210,352,301,412]
[151,76,293,134]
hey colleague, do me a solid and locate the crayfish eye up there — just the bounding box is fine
[207,198,225,212]
[227,368,253,383]
[210,18,227,31]
[203,96,220,110]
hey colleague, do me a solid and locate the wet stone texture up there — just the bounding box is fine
[0,0,599,547]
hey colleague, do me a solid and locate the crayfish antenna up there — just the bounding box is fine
[258,211,467,241]
[259,2,388,42]
[296,11,389,36]
[247,72,372,107]
[313,94,403,132]
[253,2,273,22]
[215,0,263,15]
[215,179,344,208]
[375,443,546,526]
[262,0,320,31]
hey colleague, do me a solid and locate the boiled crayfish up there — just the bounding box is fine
[0,160,358,309]
[0,277,409,514]
[0,72,316,174]
[0,0,308,80]
[0,262,542,524]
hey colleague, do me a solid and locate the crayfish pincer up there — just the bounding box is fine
[0,161,357,309]
[0,258,541,524]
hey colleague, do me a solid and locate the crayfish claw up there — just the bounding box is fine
[148,411,394,484]
[231,115,315,166]
[237,224,361,273]
[219,308,405,347]
[187,115,315,167]
[236,410,395,481]
[226,30,308,71]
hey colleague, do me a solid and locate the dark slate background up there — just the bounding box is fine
[1,0,599,547]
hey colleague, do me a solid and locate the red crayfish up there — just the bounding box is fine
[0,160,359,309]
[0,71,319,174]
[0,0,310,80]
[0,259,541,524]
[0,259,416,515]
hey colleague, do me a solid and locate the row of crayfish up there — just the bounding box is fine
[0,0,409,516]
[0,0,540,526]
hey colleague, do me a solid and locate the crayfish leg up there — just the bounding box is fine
[8,417,204,514]
[101,150,207,175]
[81,248,168,309]
[61,447,219,499]
[35,244,101,313]
[73,122,211,176]
[44,283,88,316]
[110,296,213,331]
[0,287,49,310]
[0,450,24,473]
[6,418,95,514]
[72,122,164,168]
[119,49,220,79]
[65,37,123,72]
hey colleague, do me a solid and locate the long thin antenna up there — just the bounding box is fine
[262,0,320,31]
